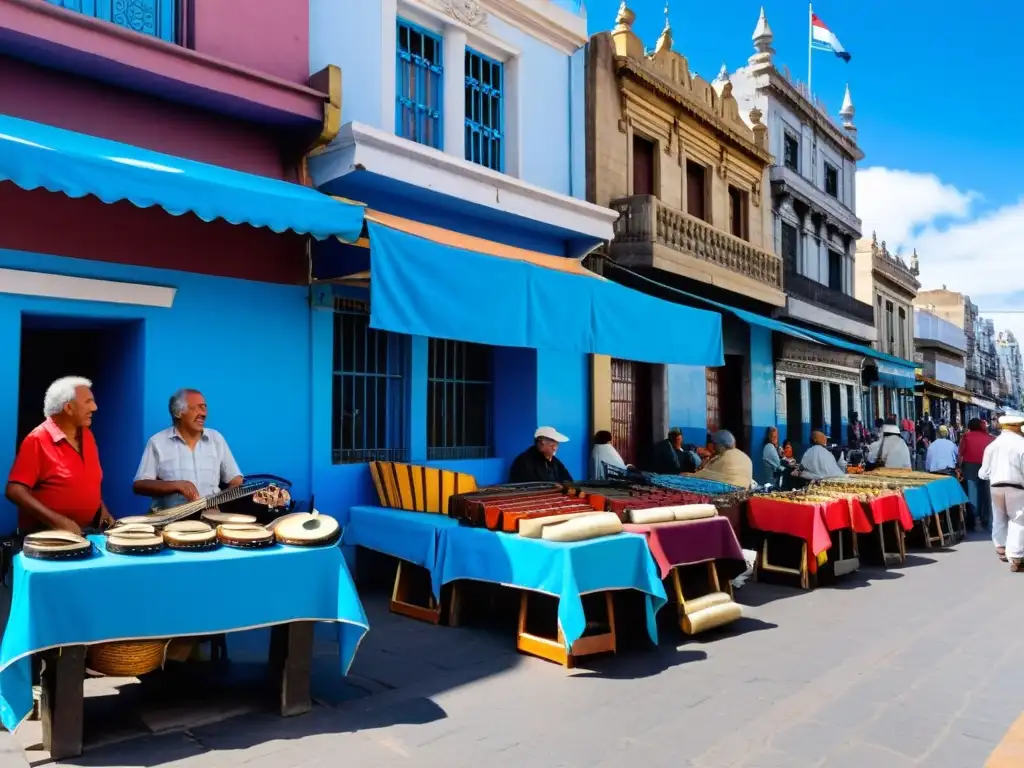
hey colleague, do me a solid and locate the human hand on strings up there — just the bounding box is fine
[174,481,201,501]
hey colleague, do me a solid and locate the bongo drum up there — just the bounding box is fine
[216,523,274,549]
[22,531,93,561]
[105,530,165,555]
[116,515,158,527]
[162,521,218,552]
[104,523,157,537]
[273,511,341,547]
[202,510,257,527]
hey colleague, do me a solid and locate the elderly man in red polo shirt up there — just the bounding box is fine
[5,376,113,535]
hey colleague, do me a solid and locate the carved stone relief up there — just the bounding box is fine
[424,0,488,28]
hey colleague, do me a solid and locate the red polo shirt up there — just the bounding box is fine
[7,419,103,532]
[960,430,995,466]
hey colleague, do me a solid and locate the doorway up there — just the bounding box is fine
[631,135,655,197]
[829,383,843,444]
[610,358,652,468]
[809,381,824,433]
[18,315,146,520]
[706,357,746,451]
[785,378,802,450]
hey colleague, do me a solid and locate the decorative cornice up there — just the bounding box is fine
[480,0,588,54]
[614,58,772,164]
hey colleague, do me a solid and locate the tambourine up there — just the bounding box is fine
[162,520,218,552]
[106,530,165,555]
[252,484,292,509]
[272,511,340,547]
[202,510,257,527]
[216,523,274,549]
[22,531,93,561]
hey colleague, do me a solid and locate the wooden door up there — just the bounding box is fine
[611,359,651,467]
[632,135,655,196]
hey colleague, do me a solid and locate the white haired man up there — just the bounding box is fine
[696,430,755,489]
[5,376,113,535]
[979,414,1024,569]
[133,388,243,510]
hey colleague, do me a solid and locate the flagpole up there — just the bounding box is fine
[807,3,813,96]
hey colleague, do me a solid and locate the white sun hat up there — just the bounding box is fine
[535,426,569,443]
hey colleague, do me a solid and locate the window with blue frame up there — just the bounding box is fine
[396,19,444,150]
[464,48,504,172]
[46,0,177,43]
[427,339,493,460]
[332,299,408,464]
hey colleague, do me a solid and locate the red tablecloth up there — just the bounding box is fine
[746,497,837,574]
[623,516,745,580]
[822,497,874,534]
[867,493,914,531]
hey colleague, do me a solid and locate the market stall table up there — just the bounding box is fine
[623,516,745,635]
[0,535,368,760]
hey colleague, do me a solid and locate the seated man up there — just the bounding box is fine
[509,426,573,484]
[650,428,700,474]
[696,430,754,488]
[796,431,847,480]
[133,388,243,510]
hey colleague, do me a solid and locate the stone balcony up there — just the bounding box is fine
[608,194,785,307]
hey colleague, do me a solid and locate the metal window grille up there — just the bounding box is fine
[396,19,443,149]
[464,48,503,172]
[427,338,493,460]
[46,0,177,43]
[611,359,639,467]
[332,298,408,464]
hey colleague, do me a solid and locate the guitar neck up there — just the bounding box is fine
[202,481,264,510]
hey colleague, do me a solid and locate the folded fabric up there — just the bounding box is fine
[672,504,717,521]
[628,508,676,525]
[541,512,623,542]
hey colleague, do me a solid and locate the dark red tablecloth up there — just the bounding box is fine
[623,516,745,580]
[746,497,834,574]
[868,493,914,531]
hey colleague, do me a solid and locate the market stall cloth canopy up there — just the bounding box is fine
[0,113,365,242]
[360,216,723,367]
[918,375,974,404]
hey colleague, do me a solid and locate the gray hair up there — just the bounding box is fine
[169,388,202,422]
[43,376,92,418]
[711,430,736,450]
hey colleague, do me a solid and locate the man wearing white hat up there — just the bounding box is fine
[979,415,1024,569]
[866,421,912,470]
[509,426,573,484]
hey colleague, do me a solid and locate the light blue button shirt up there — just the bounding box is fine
[134,427,242,510]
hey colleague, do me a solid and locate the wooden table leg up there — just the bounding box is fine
[40,645,86,761]
[270,622,315,717]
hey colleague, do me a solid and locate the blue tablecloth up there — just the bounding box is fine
[903,486,934,521]
[0,536,368,732]
[435,525,667,649]
[344,506,459,569]
[903,478,969,521]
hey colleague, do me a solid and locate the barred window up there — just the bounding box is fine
[427,339,493,460]
[396,19,443,149]
[332,299,407,464]
[464,48,503,172]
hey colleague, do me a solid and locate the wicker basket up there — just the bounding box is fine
[86,640,168,677]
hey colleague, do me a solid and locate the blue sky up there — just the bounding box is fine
[585,1,1024,332]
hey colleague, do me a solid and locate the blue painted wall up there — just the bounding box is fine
[749,326,776,472]
[0,249,313,534]
[666,365,708,443]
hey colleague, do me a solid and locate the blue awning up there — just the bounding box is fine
[0,113,364,241]
[366,222,723,366]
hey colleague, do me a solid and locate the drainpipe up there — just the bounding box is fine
[567,53,575,199]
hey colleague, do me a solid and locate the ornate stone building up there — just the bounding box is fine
[585,3,780,457]
[854,233,920,424]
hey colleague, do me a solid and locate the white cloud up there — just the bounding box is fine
[856,166,1024,306]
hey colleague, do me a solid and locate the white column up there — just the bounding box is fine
[442,27,466,159]
[503,54,523,179]
[379,0,398,132]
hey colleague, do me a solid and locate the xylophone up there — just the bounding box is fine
[449,486,604,533]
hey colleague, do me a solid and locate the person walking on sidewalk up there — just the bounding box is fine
[979,415,1024,569]
[958,418,995,531]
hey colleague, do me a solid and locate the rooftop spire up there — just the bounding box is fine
[749,7,774,69]
[910,248,920,277]
[654,1,673,53]
[839,83,857,139]
[613,1,635,32]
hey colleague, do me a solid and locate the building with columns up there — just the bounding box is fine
[585,3,780,460]
[729,8,913,450]
[996,331,1023,411]
[854,234,920,424]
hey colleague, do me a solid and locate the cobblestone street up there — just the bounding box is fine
[5,531,1021,768]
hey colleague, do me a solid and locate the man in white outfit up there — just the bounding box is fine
[979,415,1024,570]
[867,422,913,470]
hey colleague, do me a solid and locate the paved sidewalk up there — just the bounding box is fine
[5,531,1022,767]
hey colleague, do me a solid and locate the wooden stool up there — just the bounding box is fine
[390,561,459,626]
[757,537,810,590]
[670,561,741,636]
[516,592,615,668]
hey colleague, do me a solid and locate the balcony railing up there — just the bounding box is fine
[609,195,783,294]
[45,0,177,43]
[784,268,875,325]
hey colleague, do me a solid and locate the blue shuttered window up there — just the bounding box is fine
[464,48,504,172]
[396,19,444,150]
[427,339,493,460]
[46,0,177,43]
[332,299,408,465]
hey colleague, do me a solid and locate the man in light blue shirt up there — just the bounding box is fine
[133,388,243,511]
[925,425,959,474]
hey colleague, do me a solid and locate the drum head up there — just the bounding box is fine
[203,511,257,525]
[106,532,164,555]
[163,528,218,551]
[105,523,156,536]
[164,520,212,534]
[274,513,340,546]
[23,531,93,561]
[117,515,156,526]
